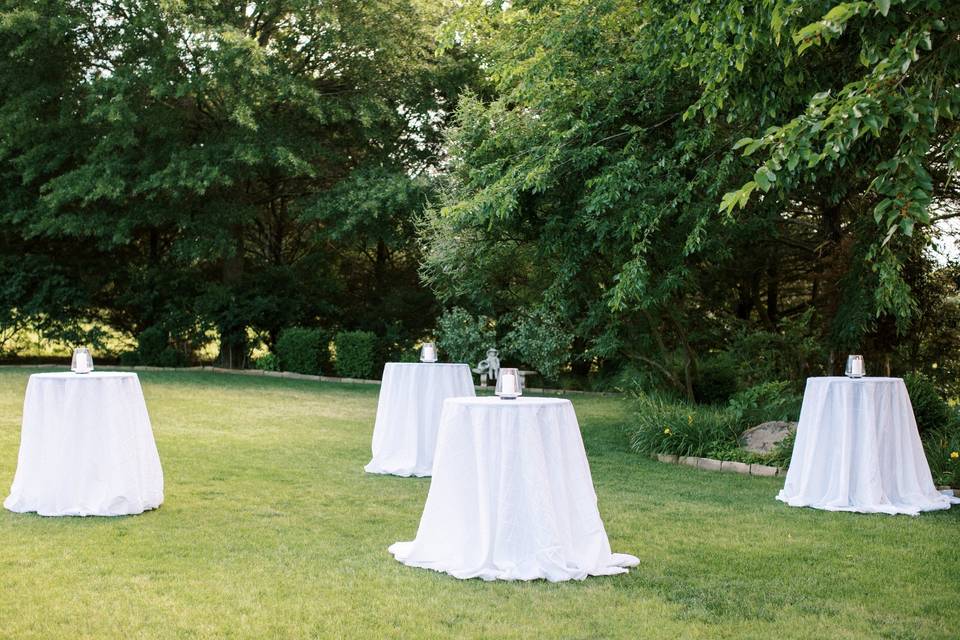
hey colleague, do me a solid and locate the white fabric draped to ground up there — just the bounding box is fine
[777,377,958,516]
[365,362,475,477]
[390,396,639,581]
[4,372,164,517]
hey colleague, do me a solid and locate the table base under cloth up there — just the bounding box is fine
[776,377,959,516]
[390,397,639,582]
[365,362,476,477]
[4,372,164,517]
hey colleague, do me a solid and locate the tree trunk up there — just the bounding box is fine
[218,224,246,369]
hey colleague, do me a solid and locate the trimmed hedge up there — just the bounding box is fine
[334,330,377,379]
[275,327,330,375]
[120,326,187,367]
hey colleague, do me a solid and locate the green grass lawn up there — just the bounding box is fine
[0,369,957,639]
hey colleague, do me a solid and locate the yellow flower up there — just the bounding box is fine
[687,414,693,425]
[663,427,671,435]
[951,451,959,460]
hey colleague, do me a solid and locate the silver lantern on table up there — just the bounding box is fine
[495,367,521,399]
[845,354,865,378]
[419,342,437,363]
[71,347,94,374]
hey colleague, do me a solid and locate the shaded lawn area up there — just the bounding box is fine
[0,369,956,639]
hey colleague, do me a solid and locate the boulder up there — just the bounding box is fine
[740,421,797,454]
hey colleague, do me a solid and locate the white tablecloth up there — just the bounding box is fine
[390,397,639,581]
[4,372,164,516]
[365,362,476,477]
[777,377,958,515]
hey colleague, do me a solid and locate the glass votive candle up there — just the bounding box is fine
[420,342,437,363]
[496,367,521,399]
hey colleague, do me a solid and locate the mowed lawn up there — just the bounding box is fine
[0,369,957,639]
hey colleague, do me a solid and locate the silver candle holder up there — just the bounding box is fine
[845,355,865,378]
[419,342,437,363]
[71,347,94,374]
[495,367,521,399]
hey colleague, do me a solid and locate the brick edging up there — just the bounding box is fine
[655,453,785,477]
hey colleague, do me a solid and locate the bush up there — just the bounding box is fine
[254,352,279,372]
[728,381,802,428]
[629,394,740,458]
[502,308,572,380]
[726,310,827,387]
[124,326,187,367]
[275,327,329,375]
[334,330,377,378]
[436,307,495,365]
[693,356,738,405]
[923,426,960,487]
[904,372,956,436]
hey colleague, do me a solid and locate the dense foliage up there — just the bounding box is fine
[0,0,957,416]
[421,0,960,397]
[333,330,377,379]
[275,326,329,376]
[435,306,495,366]
[0,0,476,366]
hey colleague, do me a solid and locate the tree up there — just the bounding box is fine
[420,0,959,394]
[0,0,477,365]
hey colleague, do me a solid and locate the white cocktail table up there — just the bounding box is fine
[390,396,639,581]
[4,372,164,516]
[365,362,475,477]
[777,376,958,515]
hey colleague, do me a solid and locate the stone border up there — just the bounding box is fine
[0,364,622,396]
[656,453,784,477]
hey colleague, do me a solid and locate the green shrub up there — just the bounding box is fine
[725,310,827,387]
[334,330,377,378]
[126,326,187,367]
[436,307,495,365]
[396,347,419,363]
[693,356,738,405]
[904,372,956,436]
[254,352,279,372]
[502,308,572,380]
[275,327,329,375]
[629,394,740,458]
[728,381,802,428]
[704,430,795,468]
[923,425,960,487]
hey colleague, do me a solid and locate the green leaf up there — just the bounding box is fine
[875,0,891,17]
[899,217,915,236]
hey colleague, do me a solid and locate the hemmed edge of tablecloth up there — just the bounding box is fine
[388,542,639,582]
[775,490,957,516]
[364,461,432,478]
[3,494,164,517]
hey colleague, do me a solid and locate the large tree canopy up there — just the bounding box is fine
[0,0,475,364]
[0,0,956,392]
[419,0,959,393]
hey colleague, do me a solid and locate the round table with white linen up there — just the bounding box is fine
[389,396,639,581]
[4,372,164,517]
[365,362,476,477]
[777,376,958,516]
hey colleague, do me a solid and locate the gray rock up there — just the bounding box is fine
[740,421,797,454]
[721,460,750,474]
[680,456,700,468]
[656,454,678,464]
[750,463,779,477]
[698,458,722,472]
